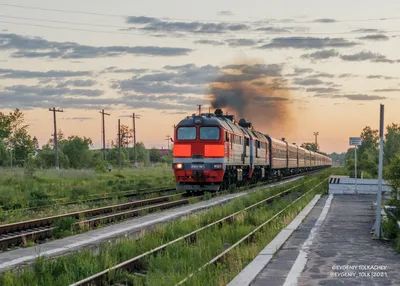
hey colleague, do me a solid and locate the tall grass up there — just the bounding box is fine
[0,169,332,286]
[0,167,175,221]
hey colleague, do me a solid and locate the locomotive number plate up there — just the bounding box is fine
[191,164,205,169]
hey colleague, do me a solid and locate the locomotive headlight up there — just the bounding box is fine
[173,163,183,169]
[213,163,223,169]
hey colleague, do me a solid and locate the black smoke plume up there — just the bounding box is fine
[207,60,295,137]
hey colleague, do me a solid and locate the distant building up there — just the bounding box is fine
[148,147,170,156]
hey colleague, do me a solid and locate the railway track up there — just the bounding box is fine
[69,177,328,286]
[2,186,177,214]
[0,169,327,251]
[0,193,186,250]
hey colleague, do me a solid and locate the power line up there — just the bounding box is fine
[2,14,400,37]
[0,14,129,29]
[2,19,400,39]
[3,3,400,24]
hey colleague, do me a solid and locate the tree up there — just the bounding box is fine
[0,112,11,139]
[149,148,162,163]
[0,109,35,166]
[114,124,132,148]
[59,135,93,169]
[387,153,400,201]
[384,123,400,165]
[358,126,379,157]
[301,142,318,152]
[46,129,65,148]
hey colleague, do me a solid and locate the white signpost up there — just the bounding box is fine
[349,137,362,193]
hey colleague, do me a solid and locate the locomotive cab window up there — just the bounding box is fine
[200,127,220,140]
[177,127,196,140]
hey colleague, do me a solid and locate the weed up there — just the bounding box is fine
[52,217,76,239]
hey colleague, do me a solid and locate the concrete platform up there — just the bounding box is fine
[230,194,400,286]
[0,177,300,273]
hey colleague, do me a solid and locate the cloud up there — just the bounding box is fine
[313,18,336,23]
[127,17,249,34]
[55,79,97,88]
[226,38,260,47]
[300,49,339,60]
[373,88,400,92]
[357,34,389,41]
[4,85,103,97]
[64,117,93,121]
[255,27,291,33]
[302,48,399,64]
[0,33,193,59]
[259,37,358,49]
[0,83,204,111]
[217,10,234,16]
[102,67,148,74]
[193,39,225,46]
[306,87,340,93]
[343,94,387,100]
[294,67,313,74]
[0,68,91,79]
[351,29,385,33]
[308,72,335,78]
[367,75,396,79]
[338,73,356,78]
[314,93,387,101]
[293,78,325,86]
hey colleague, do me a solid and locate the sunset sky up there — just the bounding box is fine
[1,0,400,154]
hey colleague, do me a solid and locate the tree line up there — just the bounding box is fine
[0,109,172,171]
[343,124,400,201]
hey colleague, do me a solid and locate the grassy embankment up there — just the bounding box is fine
[0,169,335,286]
[0,166,175,223]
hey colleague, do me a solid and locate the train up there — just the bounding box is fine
[172,109,332,192]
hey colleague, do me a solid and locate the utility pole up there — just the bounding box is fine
[118,119,121,169]
[313,132,319,152]
[99,110,110,160]
[49,107,63,170]
[166,135,171,149]
[197,105,202,115]
[130,113,140,164]
[374,104,385,239]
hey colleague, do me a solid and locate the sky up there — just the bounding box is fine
[1,0,400,154]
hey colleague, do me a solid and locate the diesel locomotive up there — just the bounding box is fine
[172,109,332,192]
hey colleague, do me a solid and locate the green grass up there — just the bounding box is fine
[0,166,175,219]
[0,169,333,286]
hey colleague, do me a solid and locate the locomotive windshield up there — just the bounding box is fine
[200,127,220,140]
[177,127,196,140]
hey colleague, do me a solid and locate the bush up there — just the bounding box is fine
[23,157,37,178]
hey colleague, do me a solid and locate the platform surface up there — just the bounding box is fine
[249,195,400,286]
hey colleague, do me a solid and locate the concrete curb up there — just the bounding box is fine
[228,194,322,286]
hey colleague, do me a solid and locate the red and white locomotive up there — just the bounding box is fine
[172,109,332,192]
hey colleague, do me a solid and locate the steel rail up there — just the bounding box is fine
[0,193,185,249]
[69,177,320,286]
[175,178,329,285]
[2,187,177,213]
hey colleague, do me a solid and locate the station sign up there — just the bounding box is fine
[349,137,362,146]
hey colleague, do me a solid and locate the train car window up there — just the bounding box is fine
[200,127,220,140]
[245,138,249,146]
[177,127,196,140]
[225,132,229,142]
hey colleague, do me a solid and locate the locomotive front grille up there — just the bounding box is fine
[193,171,204,179]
